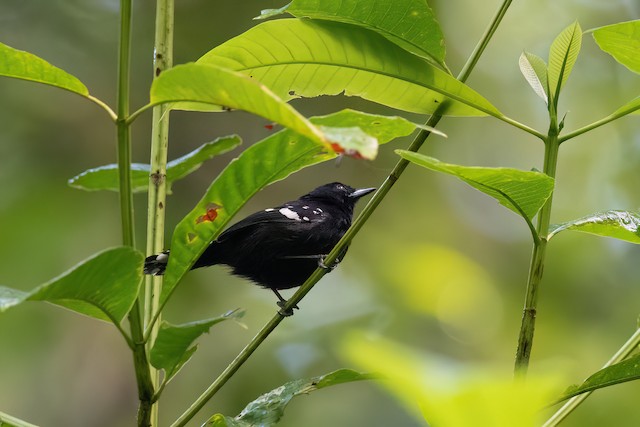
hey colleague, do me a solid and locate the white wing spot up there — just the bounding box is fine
[265,208,275,212]
[303,216,310,221]
[302,206,309,209]
[156,253,169,263]
[279,207,301,221]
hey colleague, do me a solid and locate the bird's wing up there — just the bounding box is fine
[216,203,326,243]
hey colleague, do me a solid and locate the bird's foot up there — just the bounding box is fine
[273,289,298,317]
[277,300,298,317]
[318,255,340,270]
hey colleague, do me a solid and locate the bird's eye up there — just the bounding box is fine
[336,184,344,190]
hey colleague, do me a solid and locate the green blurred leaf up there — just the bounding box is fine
[160,109,424,306]
[554,354,640,404]
[396,151,554,220]
[150,309,245,382]
[0,247,143,323]
[258,0,447,69]
[0,41,88,96]
[548,210,640,243]
[203,369,375,427]
[204,414,243,427]
[519,51,548,104]
[591,20,640,74]
[548,21,582,102]
[198,19,499,117]
[68,135,242,193]
[341,333,563,426]
[150,63,383,159]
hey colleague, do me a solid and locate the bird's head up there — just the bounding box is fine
[302,182,376,206]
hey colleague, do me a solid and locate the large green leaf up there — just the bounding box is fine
[0,41,88,96]
[553,354,640,405]
[159,110,428,305]
[150,309,245,383]
[396,151,554,221]
[0,247,143,324]
[203,369,375,427]
[198,19,499,117]
[150,63,380,159]
[548,21,582,103]
[68,135,241,193]
[258,0,447,69]
[548,210,640,243]
[591,20,640,74]
[519,51,549,104]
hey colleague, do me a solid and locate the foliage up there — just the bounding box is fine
[1,1,640,427]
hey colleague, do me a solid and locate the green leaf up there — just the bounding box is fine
[519,51,548,104]
[259,0,447,69]
[198,19,499,117]
[340,332,563,426]
[68,135,242,193]
[396,151,554,220]
[150,63,382,159]
[554,354,640,404]
[0,41,88,96]
[160,109,425,306]
[548,21,582,103]
[591,20,640,74]
[150,309,245,382]
[612,95,640,116]
[204,414,243,427]
[203,369,375,427]
[0,247,143,323]
[151,63,324,143]
[548,210,640,243]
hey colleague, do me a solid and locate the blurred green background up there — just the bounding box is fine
[1,0,640,426]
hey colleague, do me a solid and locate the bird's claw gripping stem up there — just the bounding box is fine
[318,255,340,270]
[273,289,298,316]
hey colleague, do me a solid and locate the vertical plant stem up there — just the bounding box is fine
[514,118,560,374]
[117,0,155,425]
[170,1,515,425]
[144,0,174,423]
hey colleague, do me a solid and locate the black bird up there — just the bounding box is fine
[144,182,375,314]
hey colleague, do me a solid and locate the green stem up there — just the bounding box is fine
[495,114,545,140]
[0,411,39,427]
[87,94,118,122]
[170,315,286,427]
[559,106,640,144]
[543,327,640,426]
[514,115,560,375]
[117,1,155,425]
[170,1,515,425]
[144,0,174,423]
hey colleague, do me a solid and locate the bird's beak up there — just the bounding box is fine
[349,187,376,199]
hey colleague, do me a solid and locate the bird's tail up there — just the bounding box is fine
[144,251,170,275]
